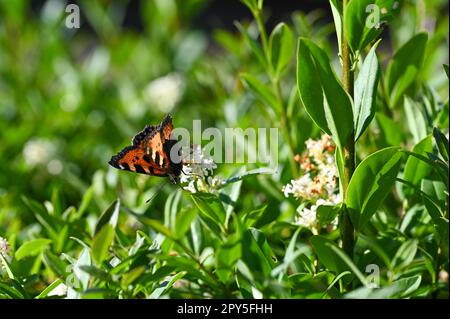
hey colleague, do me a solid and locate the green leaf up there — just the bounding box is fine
[297,38,353,150]
[144,218,173,238]
[444,64,449,79]
[345,0,400,52]
[174,206,197,240]
[271,229,310,278]
[216,236,242,283]
[241,228,275,278]
[402,151,448,188]
[346,147,403,230]
[139,266,176,284]
[0,253,15,279]
[242,205,267,227]
[51,188,63,217]
[392,239,418,271]
[269,23,294,77]
[221,178,243,228]
[240,0,258,12]
[376,113,404,146]
[149,272,185,298]
[21,196,59,241]
[317,205,341,227]
[421,179,447,206]
[164,189,182,230]
[433,127,449,162]
[79,265,111,282]
[191,193,227,236]
[327,243,368,285]
[43,251,68,277]
[329,0,343,58]
[36,279,64,299]
[91,224,115,265]
[345,275,421,298]
[335,147,345,193]
[240,73,280,112]
[310,236,363,284]
[77,186,94,218]
[15,239,52,260]
[435,101,449,130]
[403,135,433,195]
[121,266,146,287]
[354,42,380,141]
[235,22,267,68]
[222,167,276,185]
[404,97,428,144]
[94,199,120,235]
[0,282,24,299]
[385,33,428,108]
[420,183,445,224]
[73,248,91,291]
[358,233,392,268]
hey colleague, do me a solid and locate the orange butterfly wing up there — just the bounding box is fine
[138,114,173,171]
[108,114,175,177]
[108,145,169,176]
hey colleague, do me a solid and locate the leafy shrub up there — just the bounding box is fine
[0,0,448,299]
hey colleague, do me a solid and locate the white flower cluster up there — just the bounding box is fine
[282,135,340,232]
[294,199,326,234]
[0,236,11,274]
[0,237,10,257]
[180,145,223,193]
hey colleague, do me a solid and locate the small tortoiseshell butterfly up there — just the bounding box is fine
[108,114,182,183]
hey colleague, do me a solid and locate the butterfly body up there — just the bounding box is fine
[108,114,182,183]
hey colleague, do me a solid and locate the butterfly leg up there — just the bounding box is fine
[168,174,178,184]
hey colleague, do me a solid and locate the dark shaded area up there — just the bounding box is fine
[192,0,331,31]
[30,0,332,33]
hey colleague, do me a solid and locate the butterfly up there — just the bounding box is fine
[108,114,183,184]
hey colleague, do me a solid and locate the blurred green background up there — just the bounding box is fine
[0,0,448,298]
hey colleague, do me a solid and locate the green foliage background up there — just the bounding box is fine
[0,0,448,298]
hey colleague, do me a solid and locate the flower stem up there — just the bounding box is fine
[341,0,355,262]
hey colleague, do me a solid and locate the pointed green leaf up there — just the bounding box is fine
[354,42,380,141]
[94,199,120,235]
[240,73,280,112]
[345,0,400,52]
[297,38,353,150]
[269,23,295,77]
[346,147,403,229]
[404,97,428,144]
[433,127,449,162]
[91,224,114,265]
[403,135,433,195]
[15,239,52,260]
[235,22,267,68]
[191,193,227,236]
[385,33,428,107]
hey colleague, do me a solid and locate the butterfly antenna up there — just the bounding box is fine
[145,180,170,204]
[181,167,204,178]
